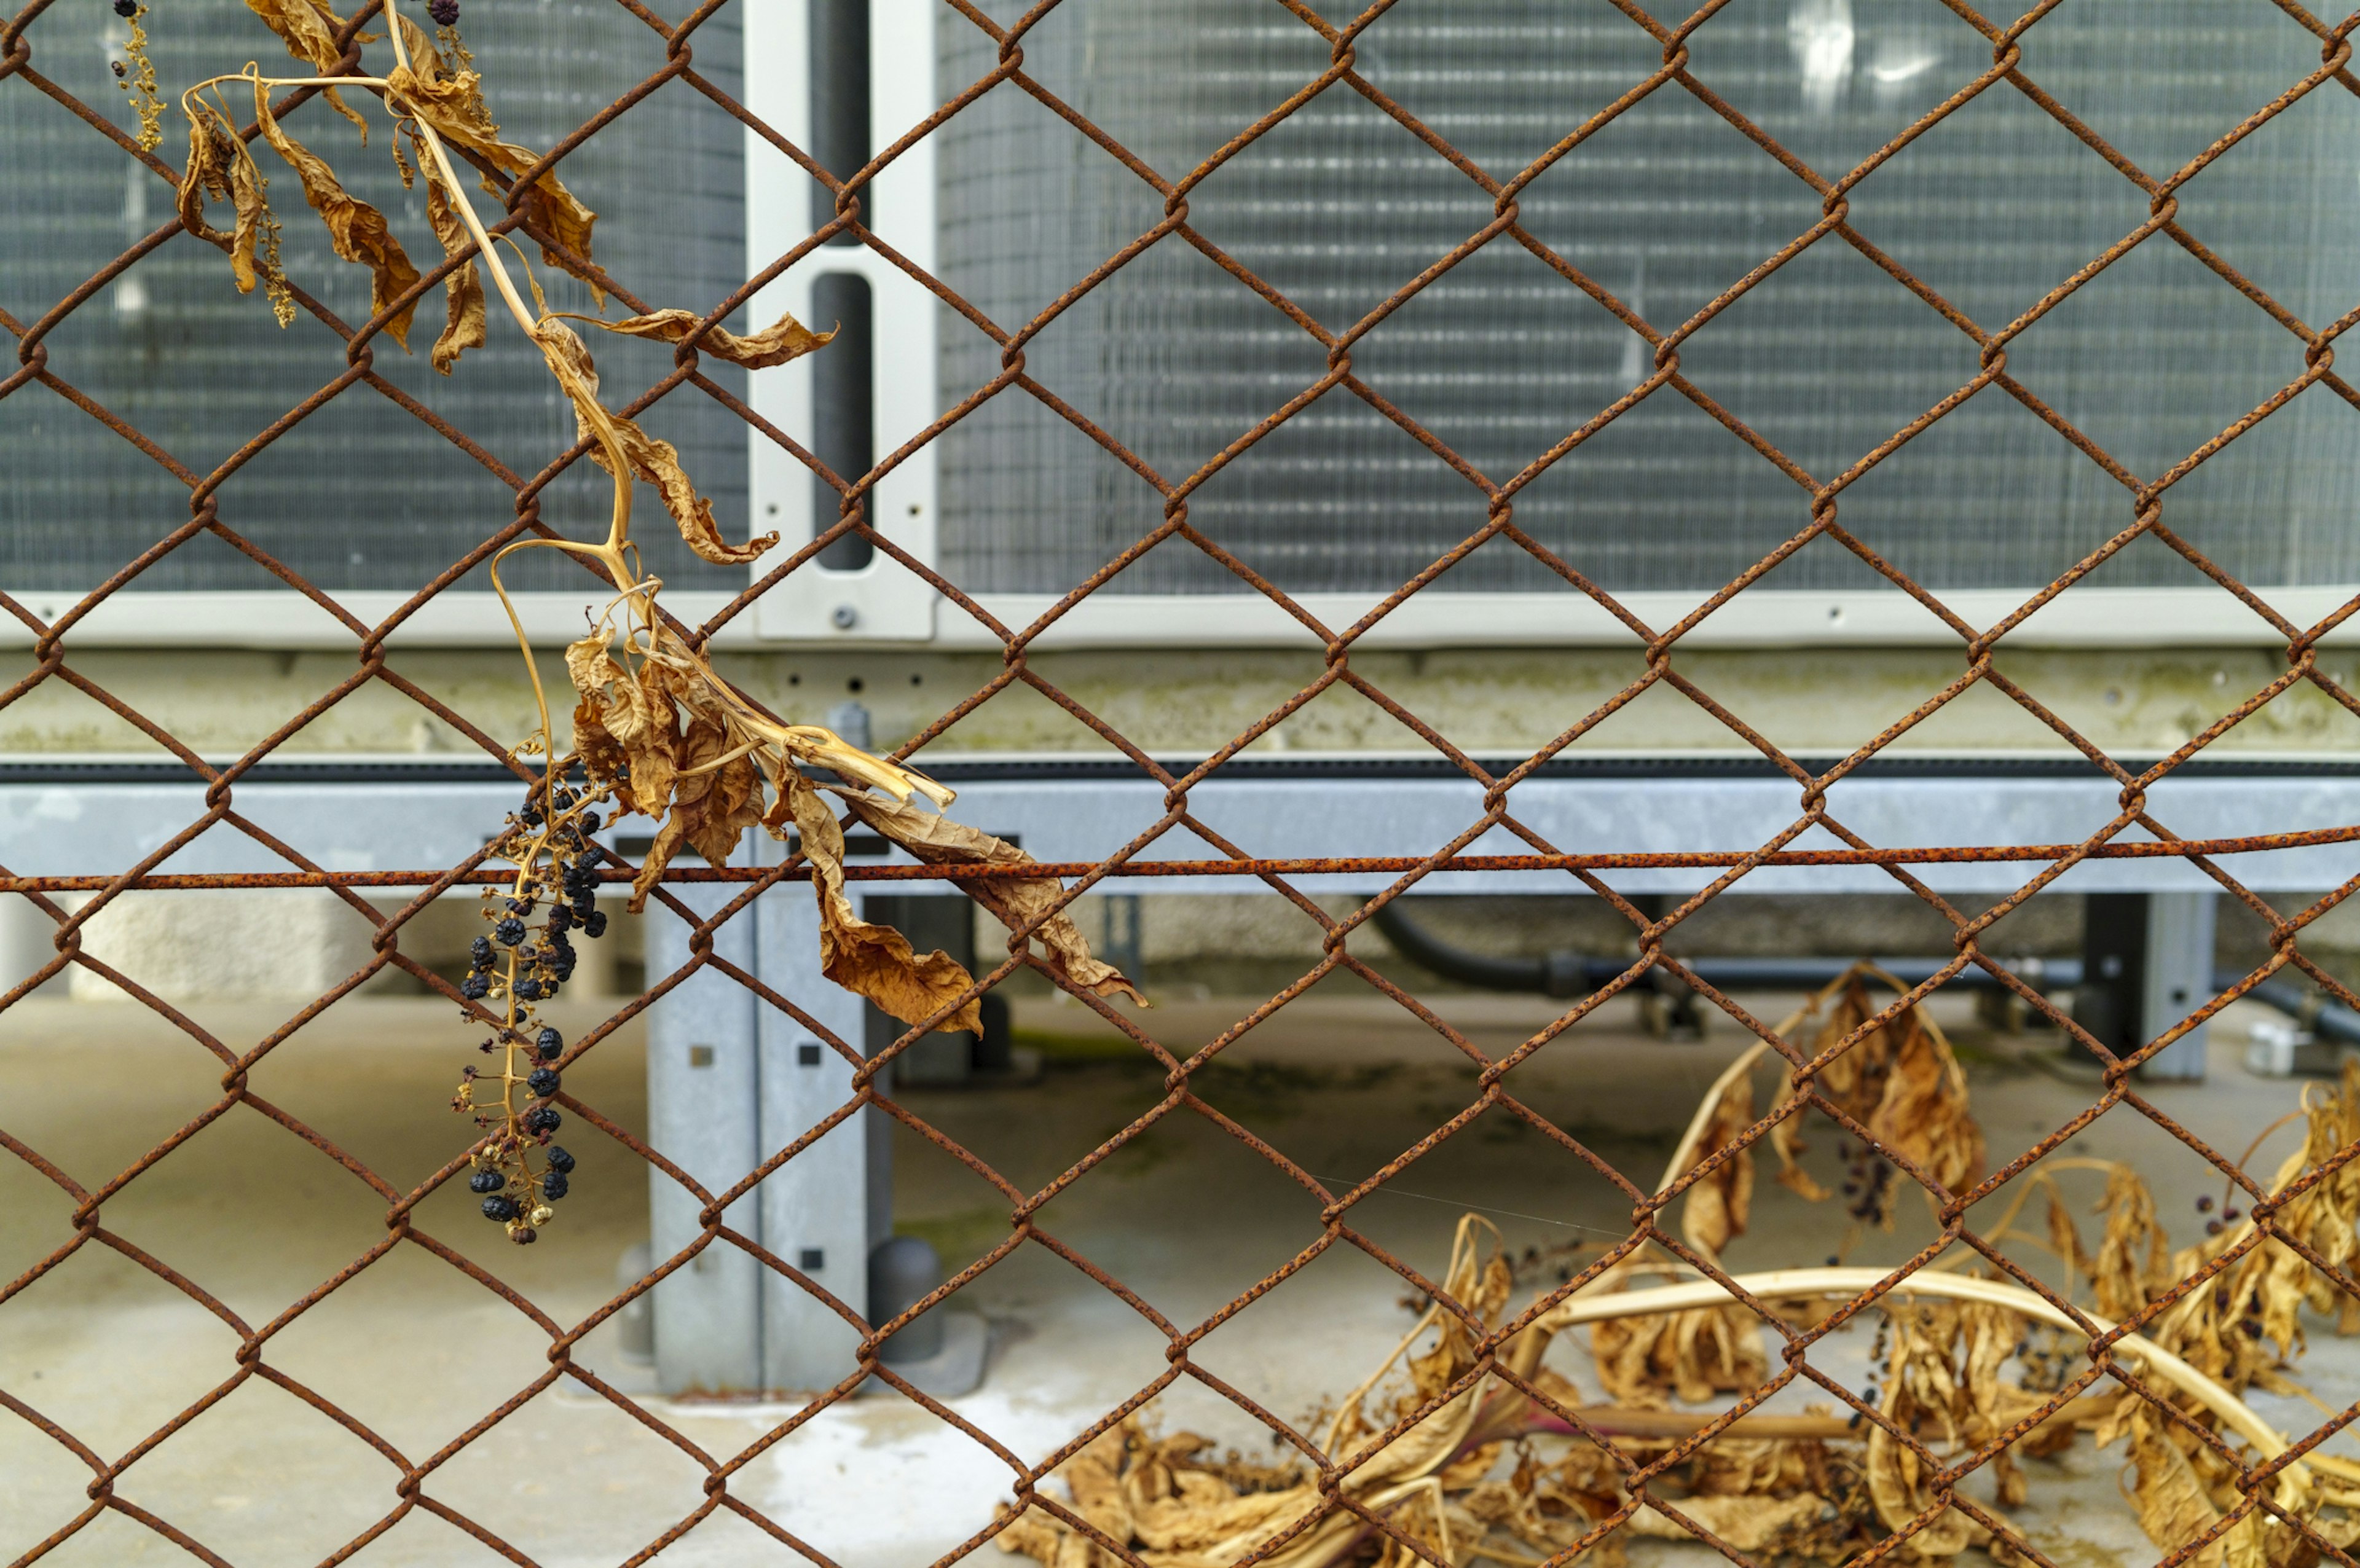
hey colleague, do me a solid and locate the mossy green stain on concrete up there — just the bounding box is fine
[4,646,2354,758]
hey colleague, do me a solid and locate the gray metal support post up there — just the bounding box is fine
[645,871,763,1395]
[754,858,882,1394]
[2142,891,2217,1081]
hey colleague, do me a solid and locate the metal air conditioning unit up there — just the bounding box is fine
[6,0,2353,647]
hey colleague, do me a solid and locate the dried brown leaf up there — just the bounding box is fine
[574,305,835,369]
[833,790,1147,1008]
[177,104,241,249]
[1629,1493,1831,1554]
[1590,1301,1767,1406]
[534,321,779,566]
[241,0,369,134]
[674,720,763,870]
[421,159,486,373]
[2091,1162,2173,1320]
[1680,1069,1755,1259]
[385,43,601,298]
[2125,1409,2231,1568]
[565,631,677,821]
[787,772,981,1033]
[1771,973,1984,1226]
[253,82,420,348]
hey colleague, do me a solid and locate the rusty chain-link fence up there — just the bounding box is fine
[8,0,2360,1562]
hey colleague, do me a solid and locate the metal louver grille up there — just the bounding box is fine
[0,0,746,594]
[934,0,2360,598]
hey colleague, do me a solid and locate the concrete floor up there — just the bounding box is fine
[3,983,2356,1567]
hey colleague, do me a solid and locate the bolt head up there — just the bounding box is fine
[831,603,859,630]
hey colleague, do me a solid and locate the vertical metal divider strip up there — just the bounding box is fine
[749,0,941,643]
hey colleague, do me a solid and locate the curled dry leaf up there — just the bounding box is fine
[419,152,487,373]
[1771,970,1985,1225]
[1589,1294,1768,1407]
[570,306,836,369]
[2089,1161,2174,1321]
[179,97,294,326]
[784,769,982,1034]
[1678,1056,1756,1260]
[1862,1299,2053,1561]
[241,0,370,135]
[2128,1059,2360,1425]
[568,617,1135,1035]
[252,80,420,347]
[536,320,779,565]
[1627,1492,1833,1556]
[832,789,1147,1009]
[384,19,601,298]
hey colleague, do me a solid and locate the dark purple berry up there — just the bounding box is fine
[546,1145,575,1174]
[2222,1207,2241,1221]
[470,935,493,970]
[2243,1318,2264,1339]
[509,1225,537,1245]
[515,978,543,1002]
[482,1194,519,1221]
[468,1169,504,1194]
[524,1106,562,1136]
[537,1027,563,1061]
[495,917,525,946]
[2195,1194,2214,1213]
[460,973,490,1000]
[112,0,136,15]
[546,905,572,933]
[579,812,600,833]
[540,1171,568,1201]
[527,1067,562,1097]
[2206,1219,2225,1236]
[111,59,127,76]
[584,910,608,939]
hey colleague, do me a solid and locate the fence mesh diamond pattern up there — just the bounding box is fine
[7,0,2360,1564]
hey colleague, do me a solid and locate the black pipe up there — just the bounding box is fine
[1370,901,2360,1045]
[1368,901,2076,997]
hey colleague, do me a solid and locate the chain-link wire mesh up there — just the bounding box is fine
[7,0,2360,1562]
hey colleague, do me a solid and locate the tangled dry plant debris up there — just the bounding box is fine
[175,0,1139,1234]
[997,970,2360,1568]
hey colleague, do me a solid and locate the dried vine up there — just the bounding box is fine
[175,0,1138,1242]
[999,974,2360,1568]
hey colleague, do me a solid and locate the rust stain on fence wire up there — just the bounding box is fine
[7,0,2360,1564]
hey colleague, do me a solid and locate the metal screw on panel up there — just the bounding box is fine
[832,603,859,630]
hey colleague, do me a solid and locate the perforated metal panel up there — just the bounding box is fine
[934,0,2360,598]
[0,0,746,594]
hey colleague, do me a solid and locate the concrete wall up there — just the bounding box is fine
[4,646,2355,763]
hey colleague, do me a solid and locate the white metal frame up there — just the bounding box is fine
[7,0,2356,653]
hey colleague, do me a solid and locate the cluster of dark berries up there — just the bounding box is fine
[465,1139,575,1244]
[2195,1191,2243,1237]
[449,772,611,1245]
[1837,1143,1895,1225]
